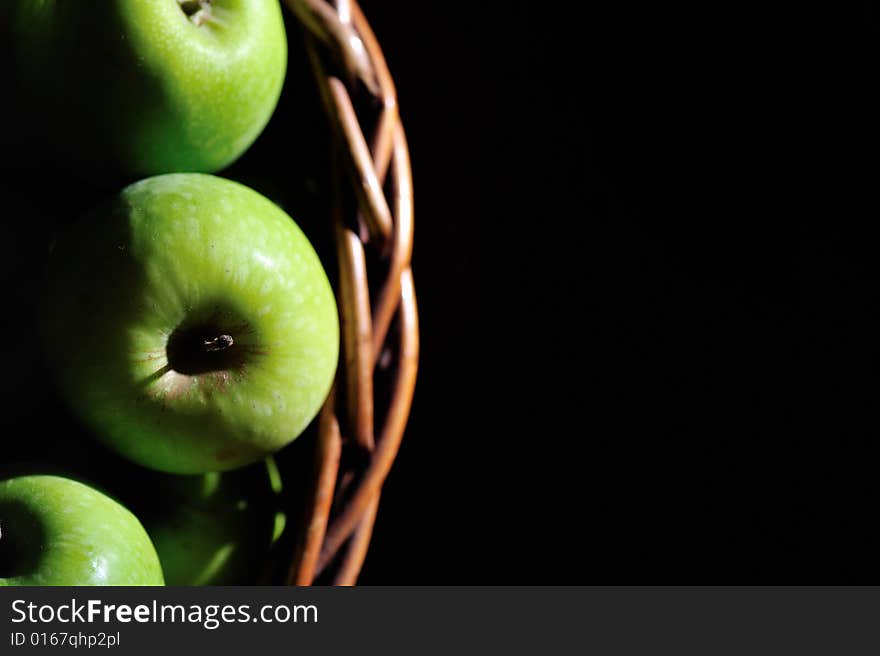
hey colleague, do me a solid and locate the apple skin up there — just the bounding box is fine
[40,173,339,474]
[5,435,284,585]
[134,462,279,586]
[10,0,287,178]
[0,475,164,586]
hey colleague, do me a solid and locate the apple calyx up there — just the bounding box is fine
[166,325,244,376]
[202,334,235,353]
[178,0,215,26]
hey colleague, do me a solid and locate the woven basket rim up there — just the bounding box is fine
[278,0,418,587]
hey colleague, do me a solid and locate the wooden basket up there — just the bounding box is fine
[278,0,418,586]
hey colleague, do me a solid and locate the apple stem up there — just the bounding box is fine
[202,335,234,353]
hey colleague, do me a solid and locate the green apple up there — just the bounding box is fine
[10,0,287,178]
[0,475,164,586]
[134,460,280,585]
[40,173,339,474]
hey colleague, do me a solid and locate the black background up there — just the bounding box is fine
[2,2,877,583]
[351,2,879,582]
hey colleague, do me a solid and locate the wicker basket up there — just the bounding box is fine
[273,0,418,586]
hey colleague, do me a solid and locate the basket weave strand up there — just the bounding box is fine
[282,0,418,586]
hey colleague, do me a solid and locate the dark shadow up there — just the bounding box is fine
[166,327,246,376]
[0,498,46,579]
